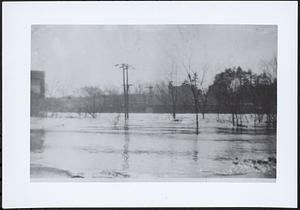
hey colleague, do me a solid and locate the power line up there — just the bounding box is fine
[115,63,134,120]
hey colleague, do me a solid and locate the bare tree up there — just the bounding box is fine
[254,56,277,127]
[44,81,67,117]
[103,84,120,95]
[80,86,104,118]
[168,81,178,120]
[197,65,210,119]
[133,83,145,95]
[154,82,170,108]
[177,25,210,133]
[165,58,179,119]
[184,72,201,134]
[159,35,181,120]
[260,56,277,81]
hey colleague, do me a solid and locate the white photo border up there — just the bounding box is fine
[2,1,297,208]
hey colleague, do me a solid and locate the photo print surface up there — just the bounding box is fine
[30,25,277,181]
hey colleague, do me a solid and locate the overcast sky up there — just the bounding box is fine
[31,25,277,96]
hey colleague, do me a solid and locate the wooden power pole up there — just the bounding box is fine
[115,63,134,120]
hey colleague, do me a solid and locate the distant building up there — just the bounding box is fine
[31,70,45,116]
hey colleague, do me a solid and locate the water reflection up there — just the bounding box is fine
[122,131,130,171]
[30,129,45,153]
[30,114,277,179]
[216,126,276,135]
[192,136,199,162]
[124,120,129,130]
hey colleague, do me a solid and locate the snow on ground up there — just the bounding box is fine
[30,113,276,181]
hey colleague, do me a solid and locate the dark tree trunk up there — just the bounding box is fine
[170,84,177,120]
[196,112,199,135]
[172,94,176,120]
[194,98,199,135]
[232,112,235,126]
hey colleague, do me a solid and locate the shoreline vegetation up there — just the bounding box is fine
[32,66,277,132]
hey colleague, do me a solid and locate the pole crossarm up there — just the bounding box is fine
[115,63,135,120]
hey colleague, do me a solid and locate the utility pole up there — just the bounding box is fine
[126,68,129,119]
[115,63,134,120]
[126,83,132,119]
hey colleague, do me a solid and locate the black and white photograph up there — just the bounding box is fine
[30,24,277,181]
[3,1,297,208]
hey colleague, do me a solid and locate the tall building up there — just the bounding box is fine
[31,70,45,116]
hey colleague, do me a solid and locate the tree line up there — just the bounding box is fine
[41,63,276,134]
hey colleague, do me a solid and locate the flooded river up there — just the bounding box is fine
[30,113,276,181]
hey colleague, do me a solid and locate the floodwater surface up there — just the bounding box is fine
[30,113,276,181]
